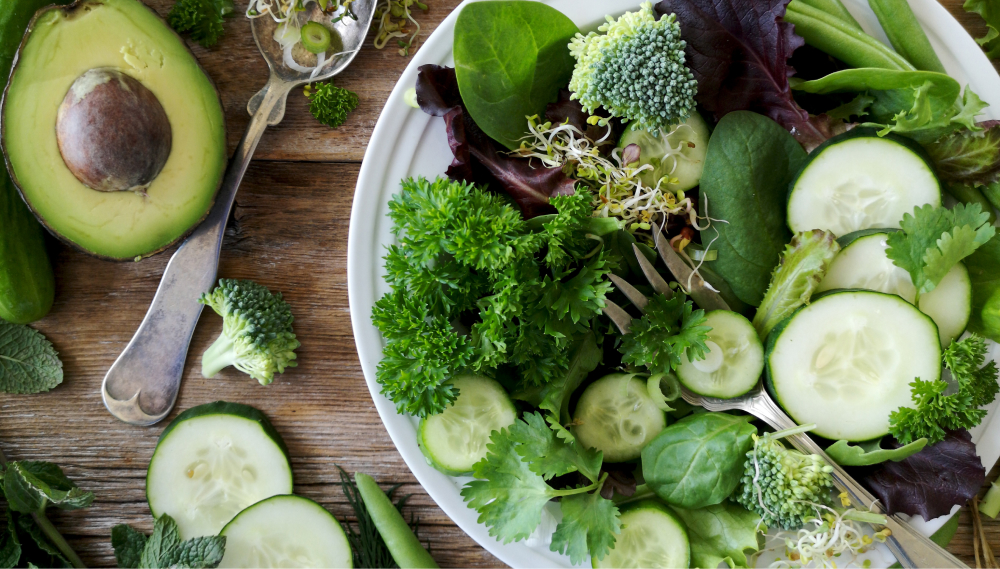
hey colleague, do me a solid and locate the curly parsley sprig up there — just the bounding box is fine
[371,177,612,417]
[617,292,711,375]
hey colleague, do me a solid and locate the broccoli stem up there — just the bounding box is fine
[767,423,817,440]
[201,333,237,378]
[981,481,1000,519]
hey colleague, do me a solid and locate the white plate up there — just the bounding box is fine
[347,1,1000,566]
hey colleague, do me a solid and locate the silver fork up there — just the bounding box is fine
[605,227,967,568]
[101,1,377,425]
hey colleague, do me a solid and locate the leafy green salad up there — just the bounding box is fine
[369,0,1000,566]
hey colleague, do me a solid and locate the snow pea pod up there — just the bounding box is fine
[868,0,946,73]
[785,1,915,71]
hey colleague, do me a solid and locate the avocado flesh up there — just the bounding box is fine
[2,0,226,260]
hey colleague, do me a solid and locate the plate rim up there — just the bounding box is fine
[347,1,1000,566]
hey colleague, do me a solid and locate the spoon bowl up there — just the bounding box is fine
[102,0,377,425]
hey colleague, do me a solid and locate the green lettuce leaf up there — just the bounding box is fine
[925,123,1000,186]
[965,0,1000,58]
[752,230,840,340]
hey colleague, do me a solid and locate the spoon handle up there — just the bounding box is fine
[745,393,967,568]
[101,76,294,425]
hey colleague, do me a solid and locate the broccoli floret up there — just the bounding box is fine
[734,426,835,530]
[305,82,359,128]
[568,1,698,135]
[167,0,235,48]
[199,279,300,385]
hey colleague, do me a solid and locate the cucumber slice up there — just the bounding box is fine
[787,128,941,237]
[572,373,667,462]
[219,495,352,568]
[817,231,972,346]
[766,290,942,441]
[593,500,689,569]
[676,310,763,398]
[147,402,293,539]
[418,375,516,476]
[617,112,710,192]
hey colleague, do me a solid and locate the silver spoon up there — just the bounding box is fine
[605,227,967,568]
[102,0,377,425]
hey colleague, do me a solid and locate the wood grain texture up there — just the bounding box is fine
[0,0,997,567]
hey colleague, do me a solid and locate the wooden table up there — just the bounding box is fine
[2,0,998,567]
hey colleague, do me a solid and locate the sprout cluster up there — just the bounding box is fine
[568,2,698,135]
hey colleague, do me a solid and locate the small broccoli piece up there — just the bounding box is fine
[734,426,835,530]
[568,1,698,135]
[305,82,359,128]
[167,0,235,48]
[199,279,300,385]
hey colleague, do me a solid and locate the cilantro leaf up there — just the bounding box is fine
[167,0,234,47]
[965,0,1000,59]
[886,203,996,296]
[111,525,147,569]
[550,484,621,565]
[510,412,603,483]
[890,335,998,444]
[618,293,711,375]
[0,322,63,394]
[135,515,225,569]
[461,427,555,544]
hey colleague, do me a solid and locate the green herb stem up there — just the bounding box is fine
[768,423,817,440]
[549,473,607,498]
[612,483,656,505]
[785,1,914,71]
[32,509,86,569]
[868,0,946,73]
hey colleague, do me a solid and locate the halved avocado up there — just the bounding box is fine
[1,0,226,260]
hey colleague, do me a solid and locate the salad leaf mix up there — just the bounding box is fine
[369,0,1000,565]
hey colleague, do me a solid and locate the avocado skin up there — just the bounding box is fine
[1,0,227,261]
[0,0,66,323]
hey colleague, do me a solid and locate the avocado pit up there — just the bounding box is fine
[56,67,172,193]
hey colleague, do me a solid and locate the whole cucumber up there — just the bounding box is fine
[0,0,68,323]
[0,171,53,323]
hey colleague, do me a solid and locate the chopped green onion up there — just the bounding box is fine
[646,373,680,412]
[403,87,419,109]
[982,481,1000,519]
[689,248,718,262]
[301,21,332,54]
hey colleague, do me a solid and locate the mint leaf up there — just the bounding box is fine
[0,511,20,569]
[16,514,69,567]
[886,203,996,296]
[550,484,620,565]
[509,412,603,483]
[137,515,225,569]
[111,525,147,569]
[461,428,555,543]
[0,322,62,394]
[3,462,93,513]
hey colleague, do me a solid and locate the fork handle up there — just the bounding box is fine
[101,76,294,425]
[747,395,968,568]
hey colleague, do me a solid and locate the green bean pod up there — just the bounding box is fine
[794,0,862,30]
[785,1,915,71]
[355,473,439,569]
[868,0,946,73]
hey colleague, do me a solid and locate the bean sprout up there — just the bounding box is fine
[766,501,890,569]
[247,0,356,75]
[374,0,427,56]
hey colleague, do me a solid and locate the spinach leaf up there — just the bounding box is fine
[826,437,927,466]
[670,502,762,569]
[640,413,757,509]
[453,1,579,150]
[965,235,1000,342]
[698,111,807,306]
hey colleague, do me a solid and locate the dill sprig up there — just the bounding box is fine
[337,466,424,568]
